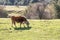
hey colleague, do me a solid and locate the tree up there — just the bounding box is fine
[0,5,8,18]
[52,0,60,18]
[25,2,48,19]
[25,0,56,19]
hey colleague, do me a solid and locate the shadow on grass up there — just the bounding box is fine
[14,26,31,30]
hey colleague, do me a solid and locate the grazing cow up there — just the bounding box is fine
[8,14,29,28]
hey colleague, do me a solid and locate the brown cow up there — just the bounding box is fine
[8,14,29,28]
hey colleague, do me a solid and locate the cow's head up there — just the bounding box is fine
[25,20,30,27]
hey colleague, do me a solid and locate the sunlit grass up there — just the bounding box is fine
[0,18,60,40]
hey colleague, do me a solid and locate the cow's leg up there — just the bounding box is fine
[23,22,25,28]
[11,20,14,27]
[12,20,16,28]
[13,22,16,28]
[20,23,22,28]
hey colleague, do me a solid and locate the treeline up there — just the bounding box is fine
[25,0,60,19]
[0,0,50,5]
[0,0,60,19]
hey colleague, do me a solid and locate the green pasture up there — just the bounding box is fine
[0,18,60,40]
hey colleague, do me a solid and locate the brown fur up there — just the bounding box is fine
[10,16,29,28]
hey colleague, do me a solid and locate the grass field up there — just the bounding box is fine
[0,18,60,40]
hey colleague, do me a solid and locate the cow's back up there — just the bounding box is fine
[18,16,27,22]
[11,16,27,23]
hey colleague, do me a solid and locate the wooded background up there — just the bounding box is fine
[0,0,60,19]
